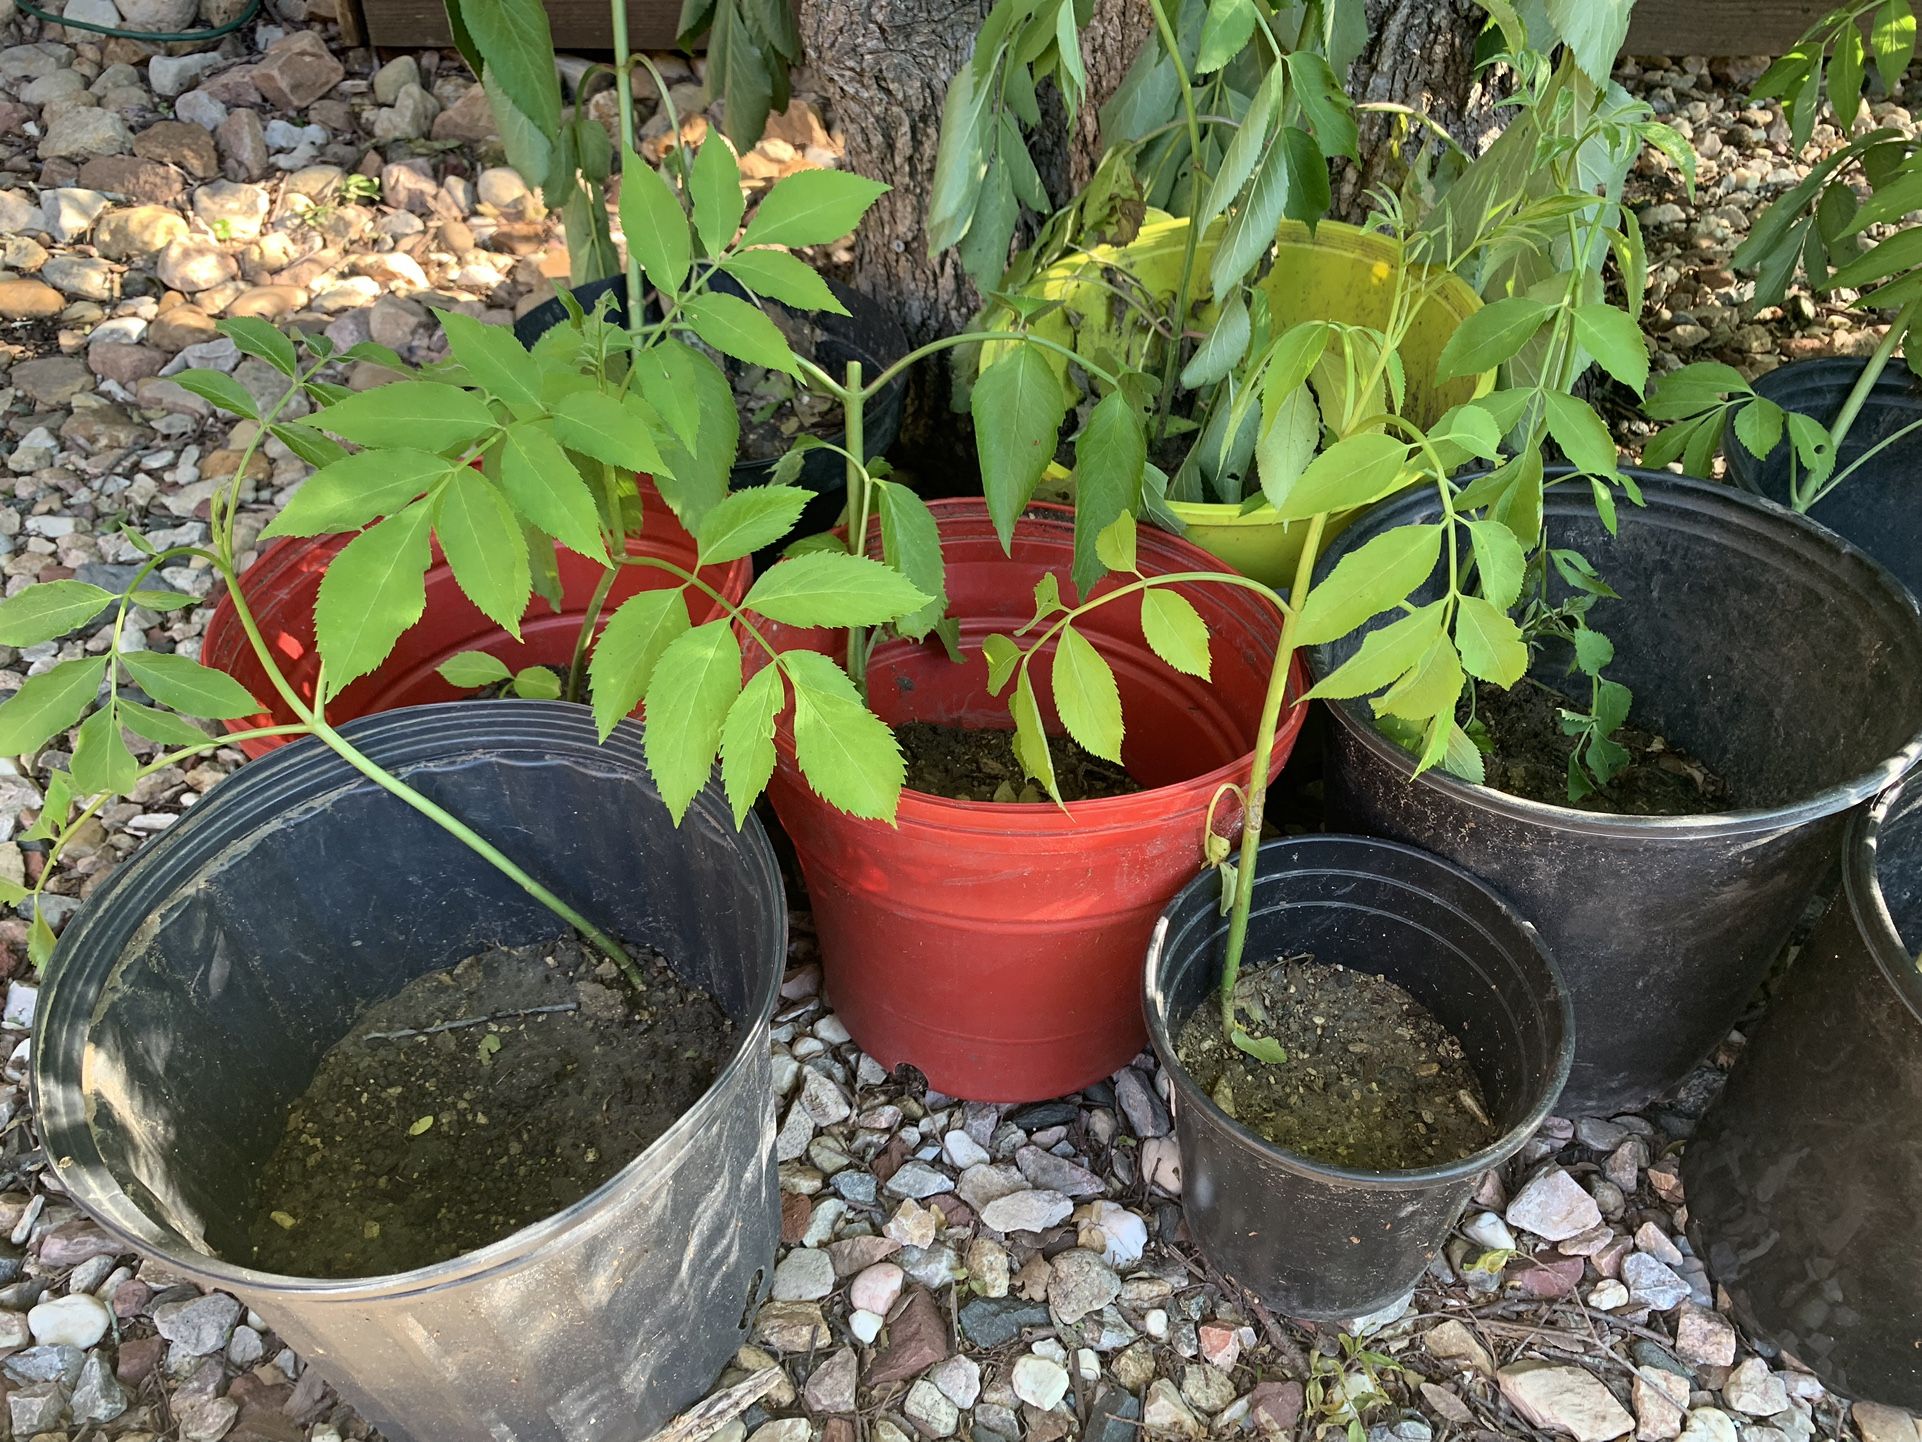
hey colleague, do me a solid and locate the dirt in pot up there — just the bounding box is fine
[1174,954,1497,1171]
[244,937,732,1278]
[1471,681,1738,816]
[897,721,1141,803]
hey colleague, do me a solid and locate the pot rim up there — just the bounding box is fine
[1316,469,1922,840]
[1141,833,1576,1190]
[769,498,1305,834]
[32,702,785,1303]
[1846,776,1922,1027]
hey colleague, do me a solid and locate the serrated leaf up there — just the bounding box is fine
[21,769,73,843]
[641,340,735,530]
[0,582,115,646]
[1544,0,1634,85]
[71,705,137,797]
[1256,381,1322,513]
[436,474,531,637]
[744,551,932,628]
[499,421,610,563]
[438,651,514,687]
[0,656,106,757]
[1297,522,1442,651]
[721,249,849,315]
[680,292,801,377]
[1096,510,1138,575]
[1873,0,1918,90]
[1050,625,1122,763]
[1466,519,1526,610]
[1141,589,1210,679]
[1211,131,1293,299]
[28,909,55,966]
[642,619,744,823]
[972,345,1069,548]
[1010,666,1060,800]
[719,664,783,826]
[742,168,890,249]
[1197,0,1256,72]
[590,589,692,738]
[877,482,947,640]
[1571,625,1615,673]
[784,651,903,820]
[1286,50,1359,159]
[314,503,435,695]
[128,589,197,612]
[1269,432,1409,522]
[1435,296,1552,382]
[691,133,746,255]
[1571,303,1650,393]
[434,309,542,421]
[1454,595,1529,686]
[120,650,258,719]
[551,390,668,478]
[118,700,214,748]
[1733,396,1786,460]
[1373,631,1465,722]
[619,148,693,294]
[306,382,498,453]
[220,316,298,377]
[512,666,562,699]
[1541,392,1619,475]
[1201,65,1281,227]
[1073,390,1146,592]
[1181,291,1250,389]
[264,449,453,540]
[984,633,1022,694]
[697,485,812,566]
[172,369,259,419]
[927,60,994,254]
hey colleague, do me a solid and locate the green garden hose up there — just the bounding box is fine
[15,0,262,43]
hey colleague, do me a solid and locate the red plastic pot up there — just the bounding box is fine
[204,481,751,758]
[756,500,1304,1102]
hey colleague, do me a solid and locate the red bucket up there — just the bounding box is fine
[204,480,751,757]
[757,500,1305,1102]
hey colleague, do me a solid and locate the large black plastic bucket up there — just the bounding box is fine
[516,273,910,547]
[1143,835,1573,1320]
[1312,469,1922,1117]
[1725,357,1922,603]
[32,703,786,1442]
[1684,778,1922,1409]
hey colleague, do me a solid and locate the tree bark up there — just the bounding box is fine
[799,0,1150,348]
[1335,0,1505,221]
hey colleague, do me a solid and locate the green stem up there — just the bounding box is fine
[1220,513,1325,1033]
[1812,411,1922,506]
[802,330,1125,406]
[841,358,875,698]
[567,563,620,703]
[612,4,646,334]
[1145,0,1206,442]
[311,717,643,989]
[1804,296,1919,510]
[620,554,785,663]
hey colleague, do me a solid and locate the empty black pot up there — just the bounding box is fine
[516,273,910,547]
[1143,835,1573,1320]
[1312,469,1922,1116]
[32,702,786,1442]
[1685,777,1922,1410]
[1725,356,1922,603]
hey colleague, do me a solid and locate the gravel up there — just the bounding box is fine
[0,14,1908,1442]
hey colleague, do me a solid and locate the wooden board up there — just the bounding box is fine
[1623,0,1828,56]
[358,0,689,53]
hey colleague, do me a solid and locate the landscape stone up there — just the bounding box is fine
[1499,1362,1634,1442]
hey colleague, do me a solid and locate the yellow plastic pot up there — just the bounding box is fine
[998,217,1493,588]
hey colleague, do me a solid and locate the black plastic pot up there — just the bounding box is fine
[32,703,786,1442]
[1725,356,1922,604]
[1684,777,1922,1409]
[1143,835,1573,1321]
[1312,469,1922,1117]
[516,272,911,547]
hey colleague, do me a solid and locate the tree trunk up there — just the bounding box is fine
[1335,0,1505,221]
[799,0,1149,349]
